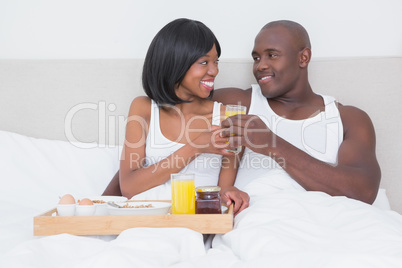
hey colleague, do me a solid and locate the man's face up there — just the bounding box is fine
[251,26,301,99]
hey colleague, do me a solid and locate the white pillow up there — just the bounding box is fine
[0,130,120,212]
[0,130,121,257]
[372,188,391,210]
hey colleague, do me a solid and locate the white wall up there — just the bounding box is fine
[0,0,401,60]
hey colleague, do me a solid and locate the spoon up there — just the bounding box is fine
[107,201,123,208]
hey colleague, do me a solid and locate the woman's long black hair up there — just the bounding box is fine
[142,18,221,105]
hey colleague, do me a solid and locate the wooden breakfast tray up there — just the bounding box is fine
[34,200,233,236]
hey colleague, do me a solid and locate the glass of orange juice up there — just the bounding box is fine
[225,104,247,153]
[171,173,195,214]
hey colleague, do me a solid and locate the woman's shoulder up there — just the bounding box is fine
[129,96,152,117]
[131,95,152,106]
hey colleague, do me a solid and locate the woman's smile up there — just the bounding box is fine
[200,79,215,91]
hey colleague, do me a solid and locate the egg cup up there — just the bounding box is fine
[75,205,96,216]
[57,204,76,216]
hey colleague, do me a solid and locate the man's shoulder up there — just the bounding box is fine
[337,103,375,135]
[338,103,370,119]
[213,87,252,107]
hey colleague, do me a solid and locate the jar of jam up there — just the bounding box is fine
[195,186,222,214]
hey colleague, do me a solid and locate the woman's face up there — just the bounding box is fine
[175,44,219,101]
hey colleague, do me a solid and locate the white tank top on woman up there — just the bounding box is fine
[130,100,223,200]
[234,84,344,190]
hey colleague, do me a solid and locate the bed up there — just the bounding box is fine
[1,58,402,267]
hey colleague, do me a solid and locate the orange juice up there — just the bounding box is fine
[171,174,195,214]
[224,109,246,118]
[225,105,246,153]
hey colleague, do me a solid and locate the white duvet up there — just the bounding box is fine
[3,173,402,268]
[211,174,402,267]
[2,130,402,267]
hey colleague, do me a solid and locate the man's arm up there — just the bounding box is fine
[288,105,380,203]
[222,105,381,204]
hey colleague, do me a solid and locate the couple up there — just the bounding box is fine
[103,18,381,215]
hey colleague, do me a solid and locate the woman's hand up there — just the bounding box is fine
[220,186,250,216]
[190,125,236,156]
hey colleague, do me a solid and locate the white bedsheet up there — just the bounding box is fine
[2,130,402,267]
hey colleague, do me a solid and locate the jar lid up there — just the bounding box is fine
[195,186,221,192]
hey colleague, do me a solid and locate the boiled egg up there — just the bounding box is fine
[59,194,75,205]
[78,198,94,206]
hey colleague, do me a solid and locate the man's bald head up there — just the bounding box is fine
[261,20,311,50]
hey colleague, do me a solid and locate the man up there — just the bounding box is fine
[217,20,380,204]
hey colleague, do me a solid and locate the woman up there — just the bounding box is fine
[104,18,249,214]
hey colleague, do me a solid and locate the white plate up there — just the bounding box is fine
[85,196,128,215]
[107,201,171,215]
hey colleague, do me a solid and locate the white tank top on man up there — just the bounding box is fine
[234,84,344,190]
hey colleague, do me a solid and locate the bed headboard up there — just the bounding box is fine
[1,58,401,213]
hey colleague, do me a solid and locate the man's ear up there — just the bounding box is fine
[299,48,311,68]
